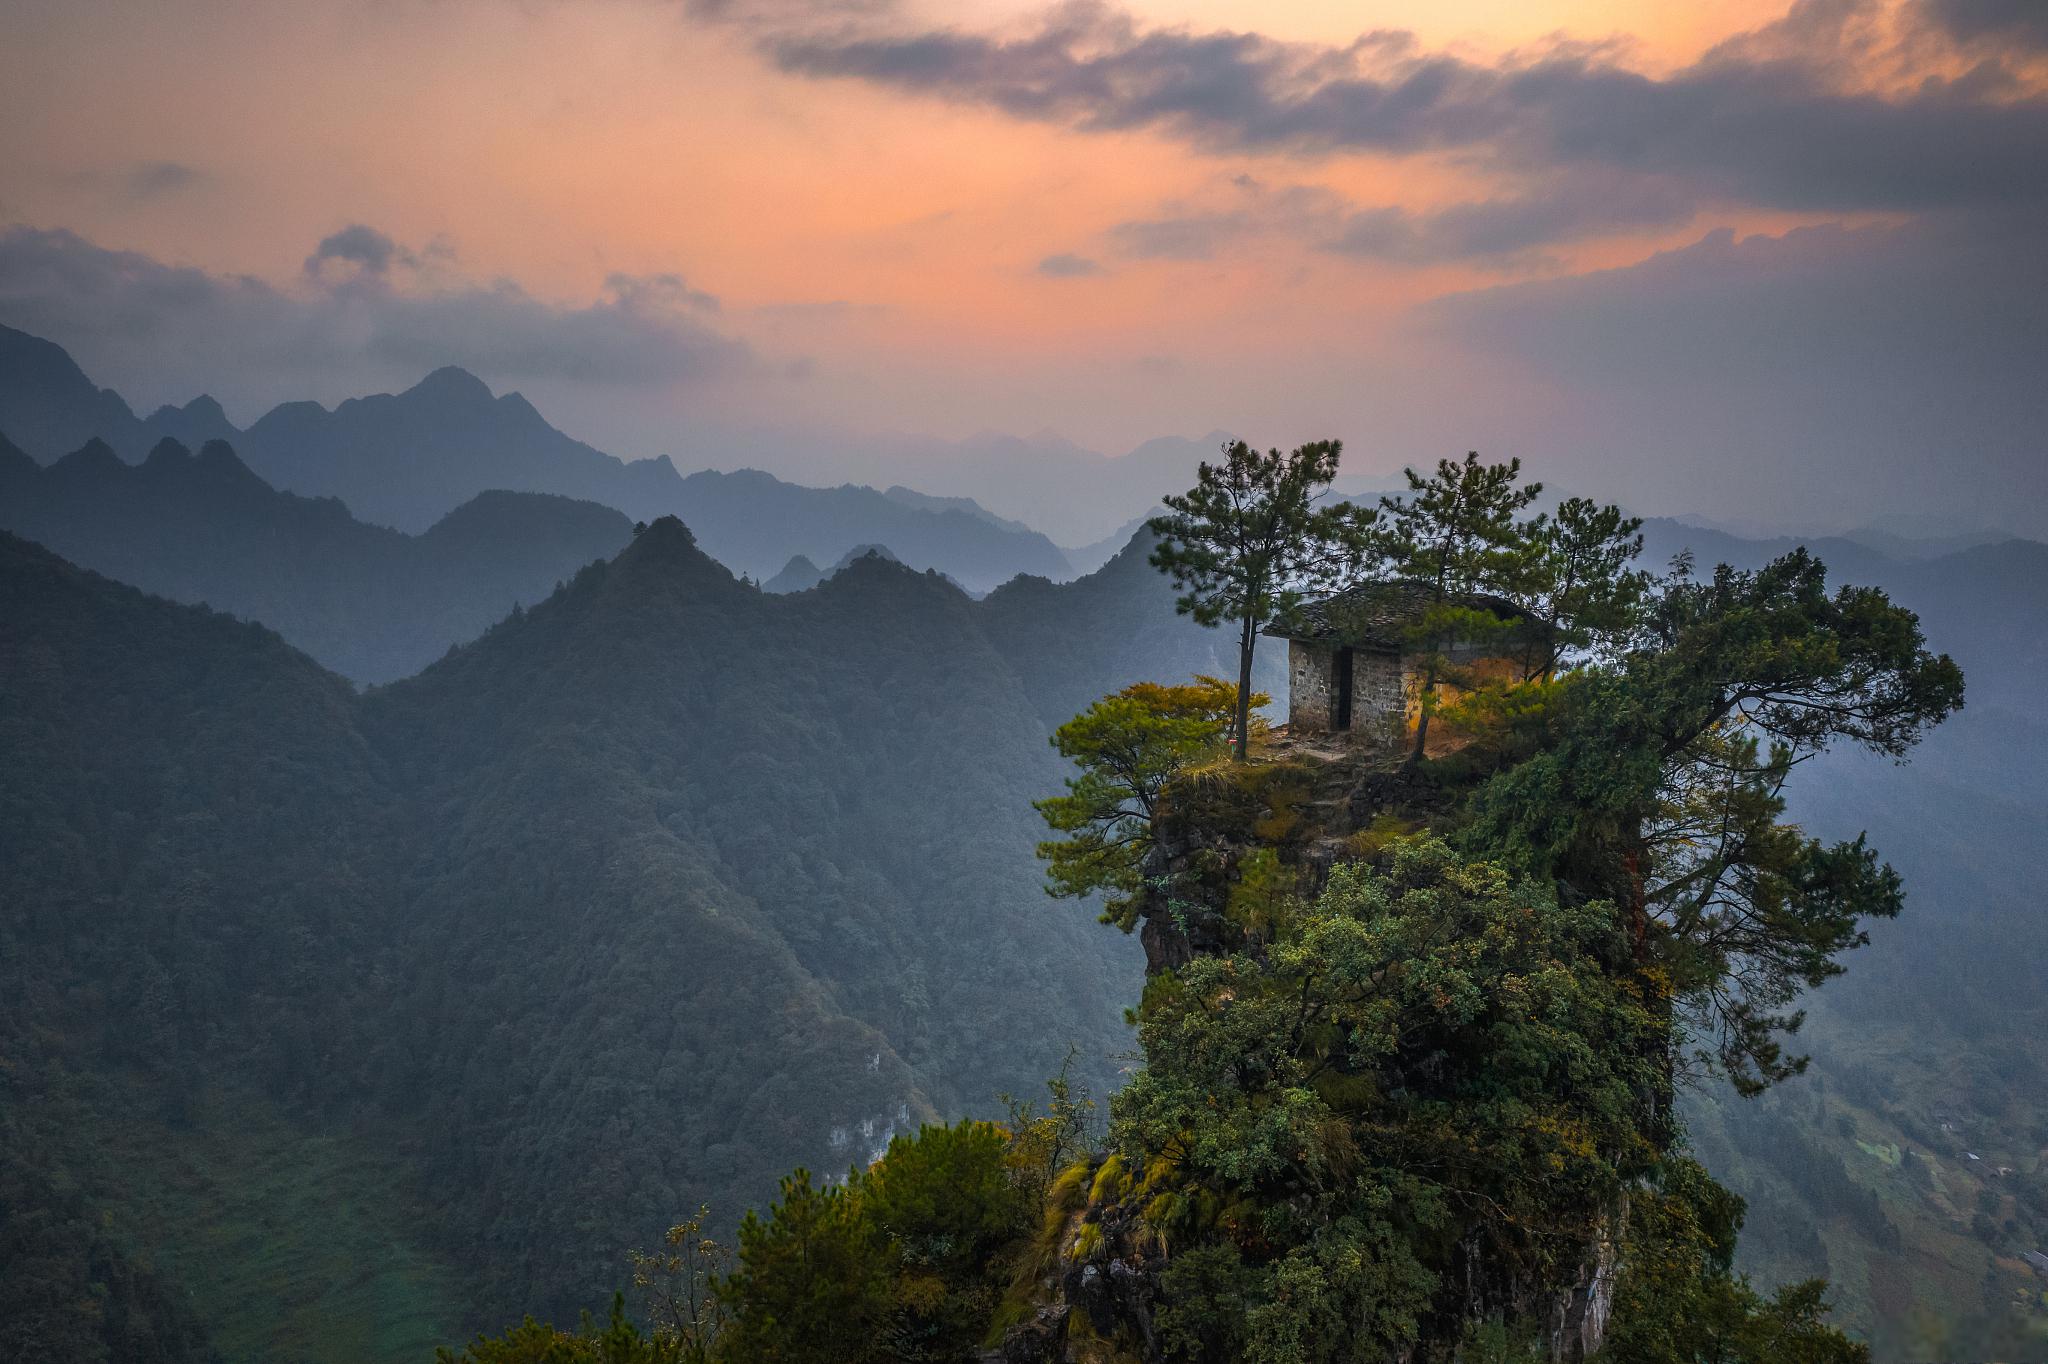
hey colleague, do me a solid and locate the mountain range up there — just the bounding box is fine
[0,429,634,683]
[0,323,1073,592]
[0,512,1255,1362]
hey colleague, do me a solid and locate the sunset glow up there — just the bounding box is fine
[3,0,2043,532]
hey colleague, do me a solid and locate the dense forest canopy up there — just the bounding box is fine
[0,517,1263,1360]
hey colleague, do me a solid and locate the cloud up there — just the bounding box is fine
[604,270,721,313]
[1094,171,1685,268]
[765,1,2048,216]
[1034,251,1105,276]
[1324,173,1698,265]
[1415,208,2048,525]
[57,161,210,206]
[1099,180,1335,262]
[749,297,896,321]
[305,222,417,277]
[1103,214,1243,261]
[126,161,206,200]
[0,224,752,411]
[1915,0,2048,47]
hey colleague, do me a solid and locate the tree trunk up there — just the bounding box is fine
[1407,658,1434,766]
[1623,842,1675,1145]
[1235,614,1256,762]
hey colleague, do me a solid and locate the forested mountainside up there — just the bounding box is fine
[0,520,1253,1362]
[0,325,1073,591]
[0,430,633,683]
[1593,524,2048,1357]
[980,531,1286,729]
[1682,700,2048,1358]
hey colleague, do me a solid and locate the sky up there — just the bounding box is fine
[1,0,2044,536]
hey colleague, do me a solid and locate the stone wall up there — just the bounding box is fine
[1353,650,1406,747]
[1288,640,1407,743]
[1287,638,1335,731]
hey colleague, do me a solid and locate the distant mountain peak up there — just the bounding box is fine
[832,543,900,572]
[763,553,825,594]
[496,389,544,420]
[619,514,712,569]
[194,438,265,483]
[189,393,227,417]
[0,324,146,461]
[143,436,194,467]
[132,435,264,487]
[0,428,34,472]
[590,515,748,602]
[406,365,494,404]
[638,513,695,545]
[51,437,124,474]
[149,393,229,424]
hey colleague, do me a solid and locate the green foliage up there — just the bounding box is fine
[1361,454,1654,761]
[1515,497,1652,677]
[1603,1159,1868,1364]
[711,1122,1032,1364]
[715,1170,890,1364]
[1116,840,1664,1363]
[0,1138,218,1364]
[999,1051,1100,1210]
[437,1296,684,1364]
[865,1123,1030,1362]
[1149,439,1375,755]
[1465,548,1965,1090]
[1034,676,1248,928]
[1374,453,1542,606]
[864,1123,1027,1279]
[0,524,1153,1346]
[1373,453,1543,760]
[2,421,2015,1364]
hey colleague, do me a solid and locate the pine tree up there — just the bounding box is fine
[1149,440,1375,760]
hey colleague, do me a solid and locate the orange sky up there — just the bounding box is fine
[3,0,2043,537]
[0,1,1810,434]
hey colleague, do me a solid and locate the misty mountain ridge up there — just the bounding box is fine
[0,321,150,460]
[0,430,635,683]
[761,553,824,594]
[0,323,1074,592]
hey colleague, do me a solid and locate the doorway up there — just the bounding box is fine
[1333,647,1354,730]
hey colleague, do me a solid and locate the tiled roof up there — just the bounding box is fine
[1263,580,1529,647]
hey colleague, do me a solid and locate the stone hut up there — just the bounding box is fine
[1263,581,1531,746]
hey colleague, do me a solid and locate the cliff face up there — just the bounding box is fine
[1134,747,1444,975]
[989,740,1627,1364]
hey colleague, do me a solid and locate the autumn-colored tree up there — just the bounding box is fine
[1373,452,1541,763]
[1034,676,1259,928]
[628,1205,729,1362]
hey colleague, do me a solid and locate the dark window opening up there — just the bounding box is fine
[1333,647,1354,730]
